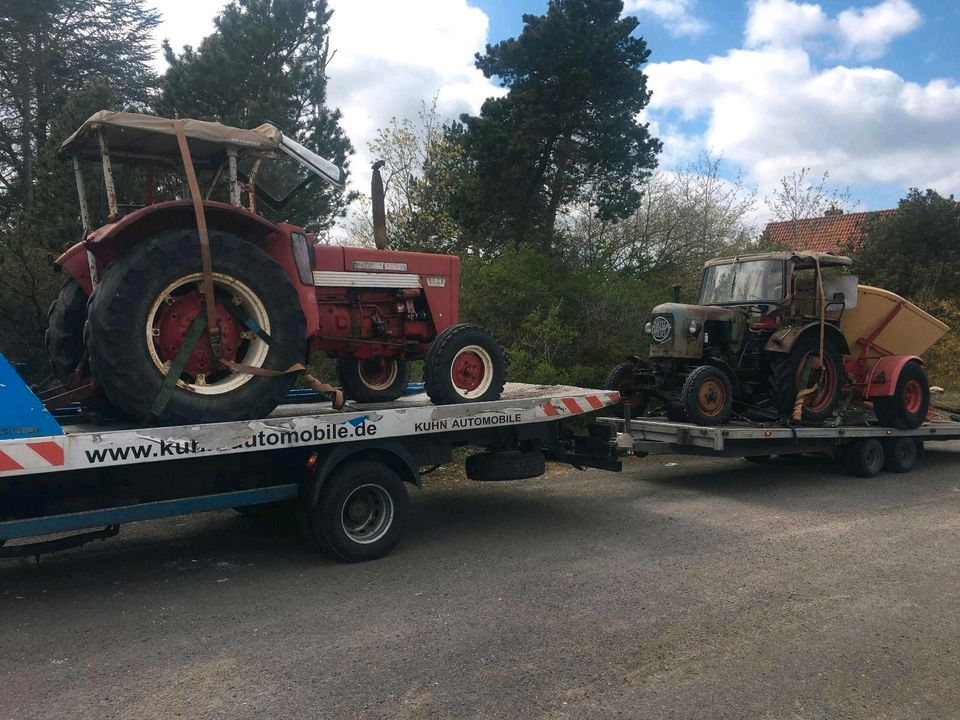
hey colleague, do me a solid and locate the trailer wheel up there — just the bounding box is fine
[883,437,921,473]
[873,362,929,429]
[604,363,648,412]
[337,357,409,403]
[45,278,88,381]
[681,366,733,425]
[309,461,409,562]
[424,324,506,405]
[844,438,885,477]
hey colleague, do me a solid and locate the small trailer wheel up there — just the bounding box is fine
[844,438,885,477]
[883,436,921,473]
[308,461,409,562]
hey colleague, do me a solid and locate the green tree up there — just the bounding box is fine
[157,0,352,230]
[848,188,960,303]
[454,0,661,253]
[0,0,159,217]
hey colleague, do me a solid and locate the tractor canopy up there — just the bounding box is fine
[61,111,346,207]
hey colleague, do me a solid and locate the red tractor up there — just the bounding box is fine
[46,111,505,424]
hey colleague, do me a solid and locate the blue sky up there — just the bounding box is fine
[157,0,960,227]
[470,0,960,214]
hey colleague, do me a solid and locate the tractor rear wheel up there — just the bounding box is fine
[680,365,733,425]
[45,278,87,381]
[337,357,409,403]
[85,230,305,425]
[770,334,845,424]
[872,361,929,429]
[424,324,506,405]
[604,362,649,413]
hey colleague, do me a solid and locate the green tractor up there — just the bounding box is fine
[607,251,855,425]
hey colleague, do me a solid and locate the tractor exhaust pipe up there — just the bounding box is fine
[672,284,681,303]
[371,160,387,250]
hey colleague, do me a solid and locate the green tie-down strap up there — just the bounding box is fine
[151,313,207,418]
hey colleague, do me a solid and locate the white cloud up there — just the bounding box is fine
[837,0,922,60]
[325,0,501,196]
[646,25,960,200]
[151,0,224,72]
[744,0,921,60]
[623,0,708,37]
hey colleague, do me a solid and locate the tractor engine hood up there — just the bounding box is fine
[647,303,743,358]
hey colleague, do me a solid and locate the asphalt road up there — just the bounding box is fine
[3,443,960,720]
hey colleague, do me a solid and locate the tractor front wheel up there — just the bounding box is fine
[424,324,506,405]
[604,362,649,413]
[85,230,305,425]
[337,357,409,403]
[680,365,733,425]
[45,277,88,381]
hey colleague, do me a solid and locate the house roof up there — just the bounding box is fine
[763,209,897,253]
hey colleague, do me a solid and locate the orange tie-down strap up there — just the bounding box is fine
[219,359,345,411]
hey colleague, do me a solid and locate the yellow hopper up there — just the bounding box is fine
[840,285,949,358]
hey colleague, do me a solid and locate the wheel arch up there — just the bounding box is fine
[863,354,924,399]
[57,201,281,295]
[764,322,851,356]
[304,440,421,508]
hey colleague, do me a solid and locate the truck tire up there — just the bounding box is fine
[424,324,506,405]
[466,449,546,481]
[337,357,409,403]
[844,438,885,477]
[883,436,921,473]
[85,230,305,425]
[770,334,845,424]
[680,365,733,425]
[308,460,409,562]
[604,362,648,412]
[873,361,929,429]
[45,278,87,381]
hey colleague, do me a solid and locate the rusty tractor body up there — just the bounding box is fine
[607,251,945,428]
[45,111,505,424]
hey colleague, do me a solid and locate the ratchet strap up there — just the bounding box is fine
[174,119,223,359]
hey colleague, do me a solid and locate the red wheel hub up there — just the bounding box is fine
[797,352,837,413]
[154,291,242,376]
[451,351,486,391]
[903,379,923,414]
[359,358,394,386]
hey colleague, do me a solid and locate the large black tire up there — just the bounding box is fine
[45,277,88,381]
[424,323,506,405]
[770,334,845,424]
[680,365,733,425]
[873,361,929,429]
[85,230,305,425]
[465,449,546,481]
[604,362,648,413]
[844,438,885,477]
[308,461,409,562]
[336,357,409,403]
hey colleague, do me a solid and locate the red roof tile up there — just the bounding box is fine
[763,209,897,254]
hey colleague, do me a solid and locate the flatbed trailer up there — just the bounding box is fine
[0,375,622,562]
[601,413,960,477]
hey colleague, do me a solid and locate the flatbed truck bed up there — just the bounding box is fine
[0,382,622,561]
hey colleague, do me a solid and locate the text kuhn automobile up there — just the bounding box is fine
[46,111,505,424]
[606,251,948,427]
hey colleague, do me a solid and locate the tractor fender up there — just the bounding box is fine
[303,440,421,509]
[56,200,280,295]
[702,357,742,396]
[764,322,850,356]
[863,355,923,399]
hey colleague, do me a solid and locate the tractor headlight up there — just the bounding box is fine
[291,232,315,285]
[688,319,699,336]
[644,322,652,334]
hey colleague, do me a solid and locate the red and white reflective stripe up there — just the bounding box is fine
[0,441,65,472]
[539,393,619,417]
